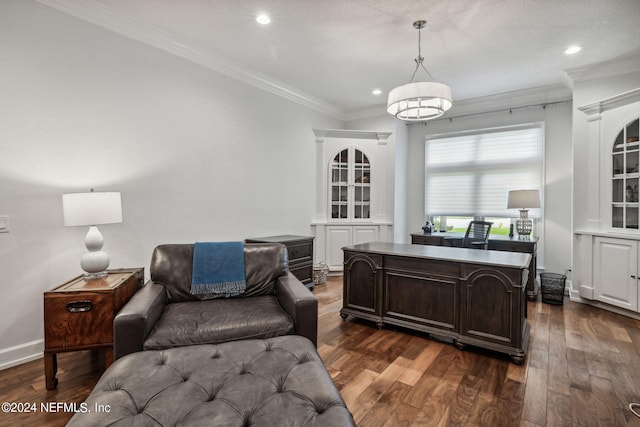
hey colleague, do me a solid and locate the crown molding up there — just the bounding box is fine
[312,128,392,144]
[36,0,344,119]
[578,88,640,116]
[565,54,640,83]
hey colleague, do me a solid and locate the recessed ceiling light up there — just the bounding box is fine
[564,45,582,55]
[256,14,271,25]
[372,89,382,96]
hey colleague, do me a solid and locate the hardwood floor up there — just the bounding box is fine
[3,275,640,426]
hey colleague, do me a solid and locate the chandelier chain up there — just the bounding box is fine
[409,23,434,82]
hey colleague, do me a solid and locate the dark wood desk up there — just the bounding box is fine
[411,232,538,301]
[341,242,530,363]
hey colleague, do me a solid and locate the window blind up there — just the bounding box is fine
[425,124,543,217]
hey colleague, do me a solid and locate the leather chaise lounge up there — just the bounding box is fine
[67,242,355,426]
[113,243,318,359]
[67,336,355,426]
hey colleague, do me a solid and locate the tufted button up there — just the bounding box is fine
[298,353,314,364]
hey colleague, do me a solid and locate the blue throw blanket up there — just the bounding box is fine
[191,241,246,297]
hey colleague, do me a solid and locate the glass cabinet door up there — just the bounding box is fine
[331,149,349,219]
[330,147,371,220]
[353,149,371,219]
[612,118,640,229]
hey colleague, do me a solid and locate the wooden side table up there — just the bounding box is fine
[43,268,143,389]
[245,235,315,290]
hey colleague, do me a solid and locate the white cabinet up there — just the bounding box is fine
[574,232,640,313]
[311,129,394,272]
[593,236,638,311]
[325,225,379,271]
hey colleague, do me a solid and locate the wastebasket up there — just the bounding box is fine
[540,272,567,305]
[312,262,329,285]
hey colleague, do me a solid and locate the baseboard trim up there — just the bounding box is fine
[568,284,640,321]
[0,340,43,371]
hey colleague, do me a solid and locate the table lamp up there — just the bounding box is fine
[62,191,122,279]
[507,189,540,238]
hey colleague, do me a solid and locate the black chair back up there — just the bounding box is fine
[461,221,493,249]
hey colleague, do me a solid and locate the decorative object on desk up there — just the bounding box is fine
[422,220,432,234]
[509,223,514,238]
[62,190,122,279]
[386,19,452,121]
[507,189,540,238]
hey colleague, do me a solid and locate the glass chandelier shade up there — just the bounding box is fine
[387,81,452,121]
[387,20,452,121]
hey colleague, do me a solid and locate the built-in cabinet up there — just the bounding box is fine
[312,129,394,271]
[612,118,640,229]
[325,225,379,270]
[575,232,640,312]
[593,236,638,311]
[573,89,640,317]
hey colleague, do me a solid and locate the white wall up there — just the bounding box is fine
[0,0,342,368]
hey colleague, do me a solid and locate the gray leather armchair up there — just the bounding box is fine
[114,243,318,360]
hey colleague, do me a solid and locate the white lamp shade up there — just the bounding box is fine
[507,189,540,209]
[63,192,122,226]
[387,82,452,121]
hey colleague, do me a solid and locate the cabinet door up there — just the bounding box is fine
[353,226,378,245]
[329,147,371,220]
[342,251,383,321]
[460,266,525,350]
[593,237,638,311]
[326,226,352,271]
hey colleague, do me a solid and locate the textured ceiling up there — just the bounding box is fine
[39,0,640,119]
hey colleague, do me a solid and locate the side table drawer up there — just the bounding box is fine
[44,293,115,349]
[44,269,141,351]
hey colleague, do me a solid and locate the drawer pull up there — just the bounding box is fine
[67,300,92,313]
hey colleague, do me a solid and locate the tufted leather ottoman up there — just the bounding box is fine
[67,336,355,426]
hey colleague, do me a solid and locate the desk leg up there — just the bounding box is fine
[44,352,58,390]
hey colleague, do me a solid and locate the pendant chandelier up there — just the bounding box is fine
[387,20,452,121]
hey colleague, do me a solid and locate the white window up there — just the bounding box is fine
[425,123,543,234]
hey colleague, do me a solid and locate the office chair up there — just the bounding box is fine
[459,221,493,249]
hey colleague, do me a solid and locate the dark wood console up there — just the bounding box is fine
[341,242,531,364]
[411,232,538,301]
[245,235,315,290]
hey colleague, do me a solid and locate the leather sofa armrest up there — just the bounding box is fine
[276,272,318,347]
[114,281,167,360]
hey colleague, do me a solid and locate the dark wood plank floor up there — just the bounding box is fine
[3,275,640,426]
